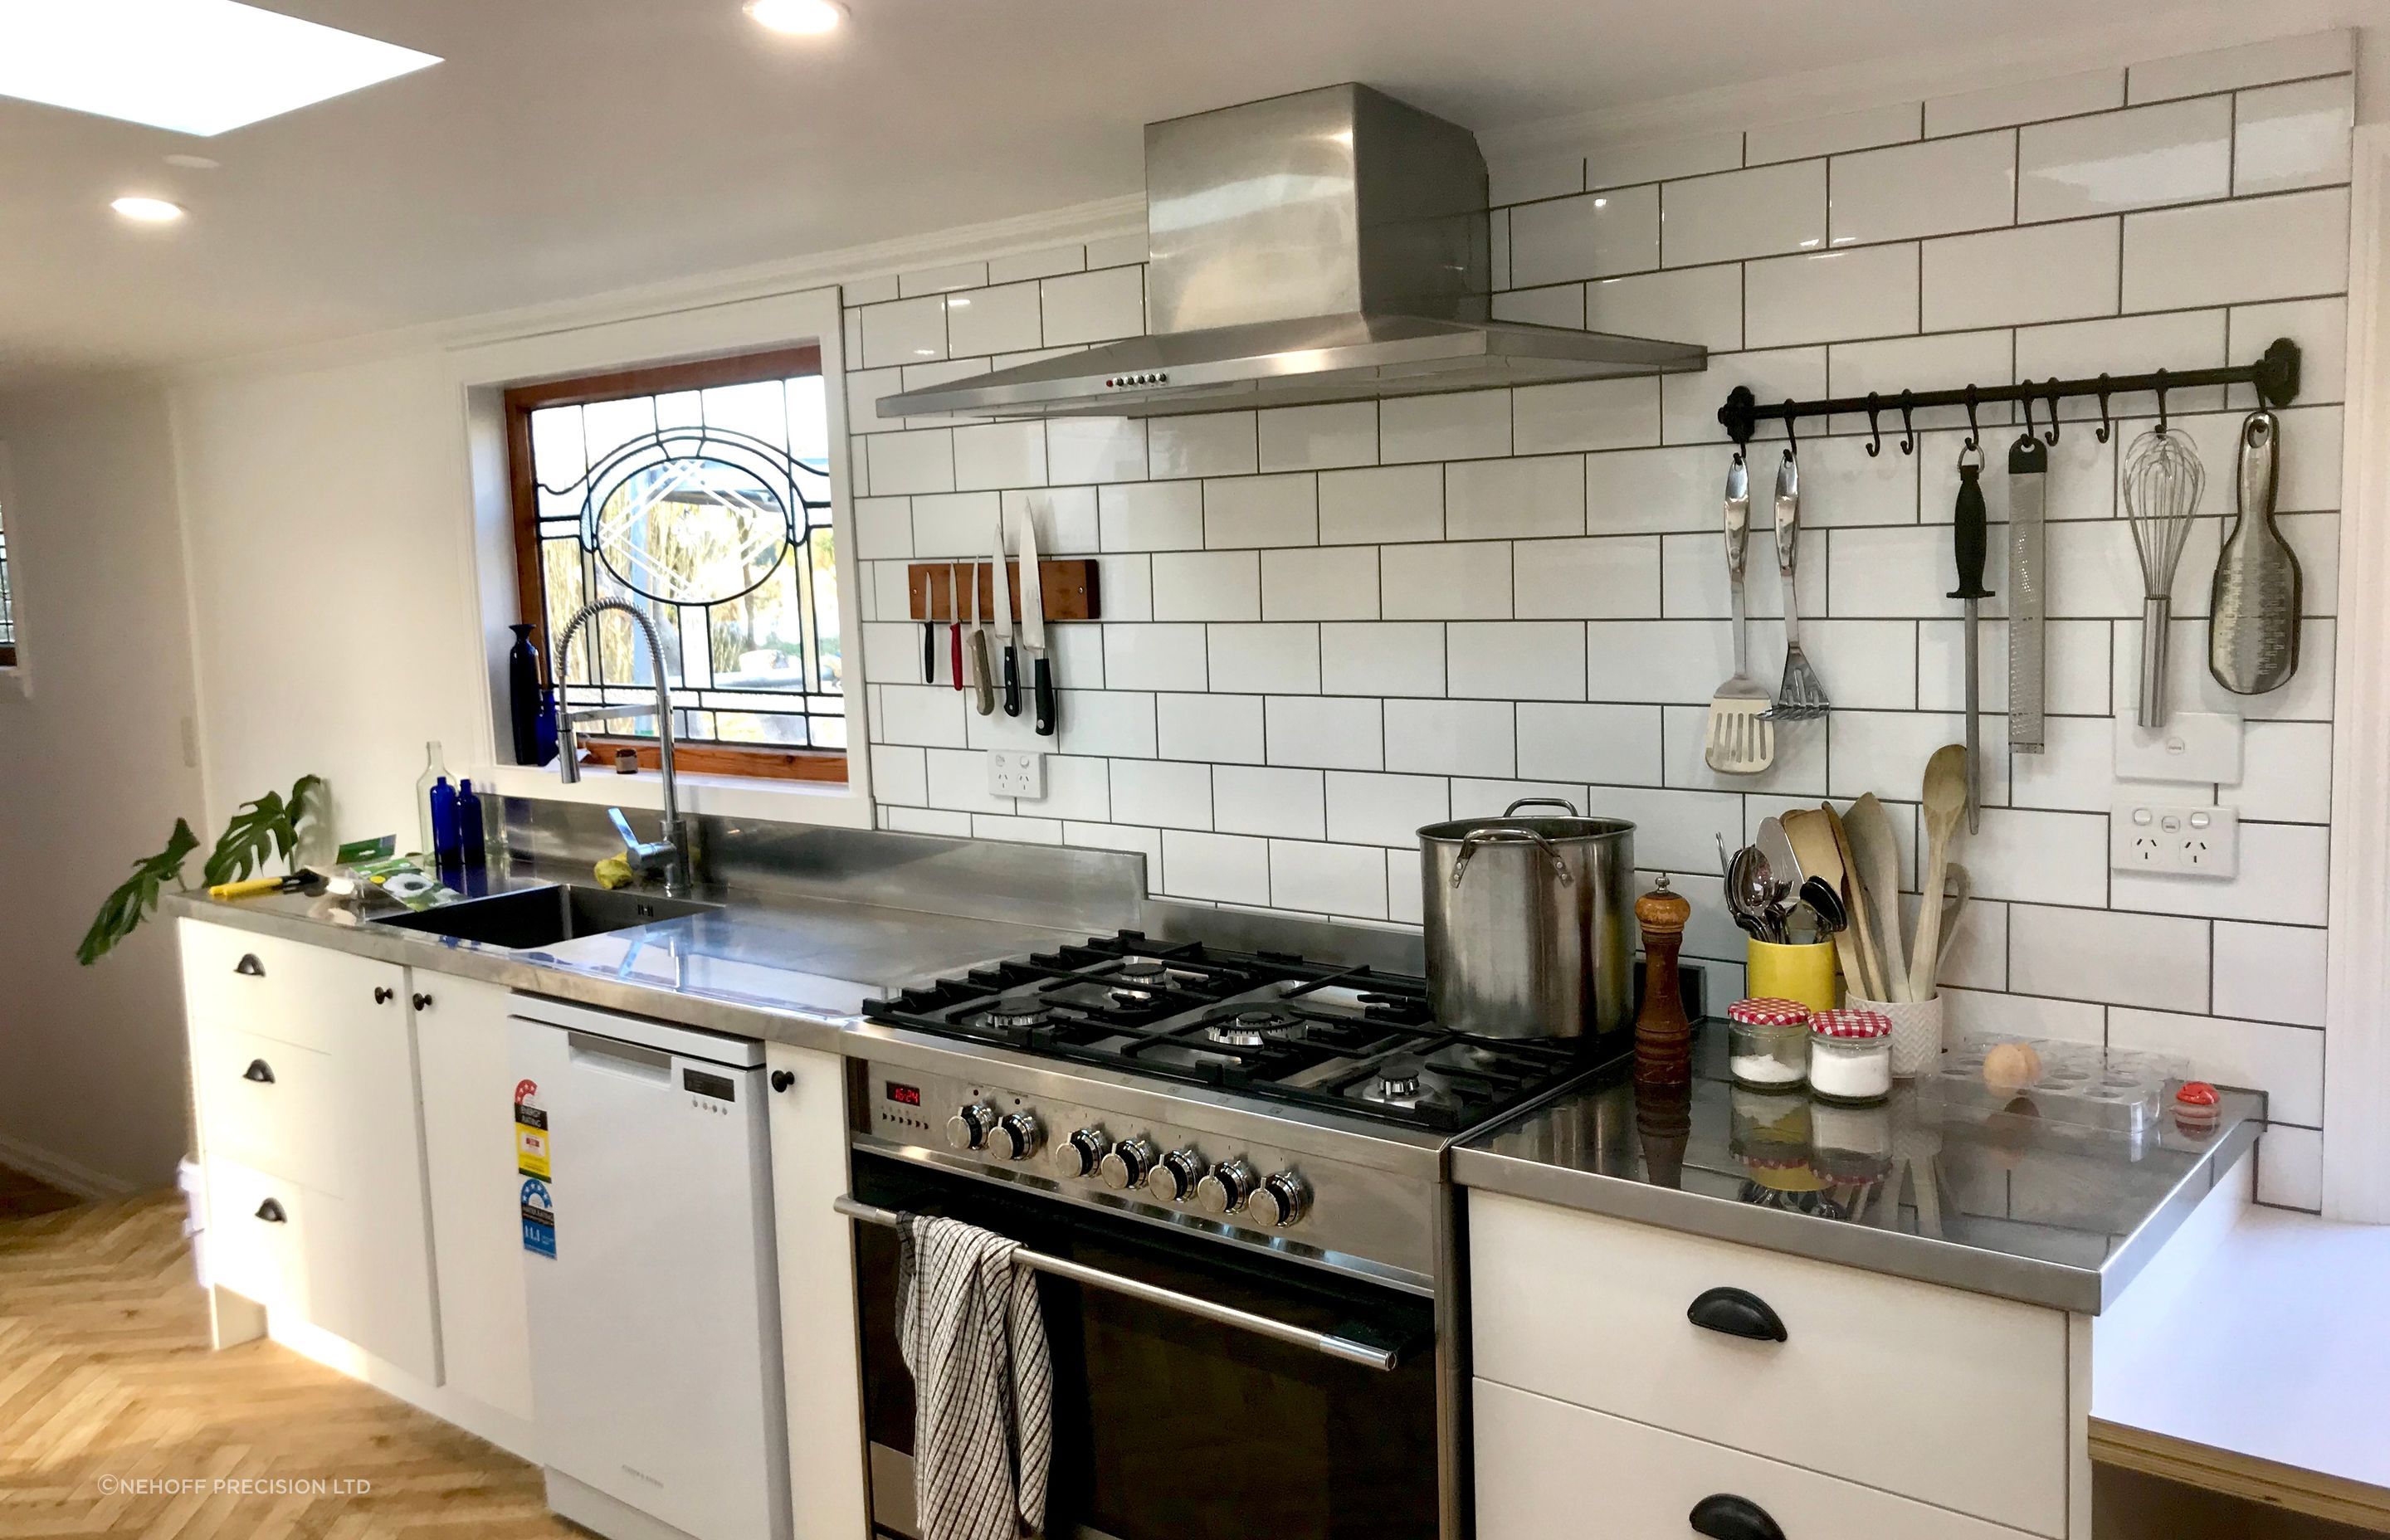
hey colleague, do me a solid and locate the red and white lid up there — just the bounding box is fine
[1810,1007,1893,1040]
[1729,997,1812,1027]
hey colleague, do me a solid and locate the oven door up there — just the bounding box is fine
[848,1150,1440,1540]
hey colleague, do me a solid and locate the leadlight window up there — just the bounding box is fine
[505,348,842,779]
[0,474,16,667]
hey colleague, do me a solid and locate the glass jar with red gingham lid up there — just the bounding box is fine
[1808,1008,1893,1104]
[1726,997,1812,1090]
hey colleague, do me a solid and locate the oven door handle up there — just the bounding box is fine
[832,1196,1405,1372]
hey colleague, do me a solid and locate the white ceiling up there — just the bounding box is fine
[0,0,2335,385]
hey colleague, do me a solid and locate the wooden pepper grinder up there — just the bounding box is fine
[1633,874,1694,1085]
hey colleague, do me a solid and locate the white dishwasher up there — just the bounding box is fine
[510,995,792,1540]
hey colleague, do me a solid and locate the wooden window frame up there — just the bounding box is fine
[503,345,845,784]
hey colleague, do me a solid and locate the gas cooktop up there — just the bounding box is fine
[862,930,1619,1134]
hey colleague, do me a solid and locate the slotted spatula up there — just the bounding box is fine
[1704,455,1775,773]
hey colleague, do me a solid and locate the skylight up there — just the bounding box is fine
[0,0,440,137]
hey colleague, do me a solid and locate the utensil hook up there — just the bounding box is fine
[2153,369,2170,435]
[1963,385,1981,452]
[1898,391,1916,456]
[1780,401,1798,461]
[1865,392,1884,458]
[2095,375,2114,444]
[2042,381,2062,446]
[2019,391,2039,446]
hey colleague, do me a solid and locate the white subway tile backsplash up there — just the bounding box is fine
[1056,690,1157,758]
[1517,701,1665,786]
[1585,130,1744,191]
[1160,829,1269,904]
[1104,624,1208,692]
[1786,435,1919,527]
[952,421,1048,491]
[1383,698,1516,777]
[861,295,948,367]
[2236,76,2354,195]
[1097,480,1202,552]
[1035,754,1113,823]
[2018,97,2232,222]
[1157,692,1263,763]
[1958,807,2110,906]
[866,429,955,495]
[1797,620,1920,710]
[2231,298,2347,407]
[2118,820,2332,926]
[944,281,1042,357]
[1320,621,1444,698]
[1319,465,1443,544]
[855,495,914,559]
[1149,413,1257,480]
[1270,840,1388,919]
[1662,160,1827,266]
[2212,920,2328,1026]
[1262,546,1378,621]
[1381,392,1512,464]
[1585,445,1729,534]
[2008,904,2210,1011]
[1660,528,1824,621]
[2224,720,2334,826]
[1215,765,1326,839]
[1110,758,1212,829]
[2109,1009,2323,1124]
[1515,535,1662,619]
[2014,310,2230,422]
[1831,130,2016,246]
[1008,485,1099,554]
[900,261,987,297]
[1046,417,1148,486]
[885,806,973,837]
[1586,619,1734,704]
[1584,266,1744,353]
[1152,551,1261,621]
[2125,29,2353,105]
[1084,232,1151,270]
[1831,709,2011,809]
[1208,623,1320,694]
[1446,454,1585,539]
[1745,245,1920,348]
[2257,1126,2322,1212]
[1328,771,1451,847]
[1588,785,1743,873]
[1487,152,1585,207]
[2122,188,2350,311]
[1204,474,1318,548]
[873,743,928,804]
[988,244,1085,285]
[1828,524,1986,618]
[1660,703,1827,795]
[845,274,900,306]
[1258,402,1378,472]
[1942,987,2106,1045]
[927,747,1015,816]
[1509,186,1661,287]
[878,684,968,746]
[1041,265,1145,344]
[1514,378,1661,455]
[1449,778,1589,819]
[1661,348,1826,445]
[1448,621,1586,701]
[2007,714,2121,812]
[1383,541,1511,619]
[1926,69,2123,137]
[1491,285,1583,328]
[1266,695,1384,771]
[1827,329,2014,431]
[1094,553,1152,621]
[910,490,999,558]
[1924,218,2119,330]
[1749,102,1921,164]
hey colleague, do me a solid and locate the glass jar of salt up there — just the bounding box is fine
[1726,997,1811,1090]
[1807,1008,1895,1105]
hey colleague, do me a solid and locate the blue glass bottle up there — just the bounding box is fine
[429,775,461,865]
[456,778,486,870]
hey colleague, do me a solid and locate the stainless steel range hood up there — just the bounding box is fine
[877,84,1706,422]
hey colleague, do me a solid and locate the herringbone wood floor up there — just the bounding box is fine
[0,1189,578,1538]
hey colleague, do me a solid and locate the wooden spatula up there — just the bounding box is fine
[1821,802,1888,1001]
[1843,794,1909,1001]
[1783,809,1867,999]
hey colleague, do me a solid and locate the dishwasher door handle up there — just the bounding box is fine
[832,1195,1403,1372]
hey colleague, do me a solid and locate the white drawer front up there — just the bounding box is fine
[1476,1378,2036,1540]
[180,920,402,1056]
[191,1022,339,1193]
[1470,1192,2069,1536]
[205,1159,309,1315]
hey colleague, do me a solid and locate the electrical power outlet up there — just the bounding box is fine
[988,748,1046,800]
[2110,801,2239,878]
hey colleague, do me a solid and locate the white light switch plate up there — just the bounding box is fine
[2110,800,2239,878]
[988,748,1045,800]
[2114,712,2242,785]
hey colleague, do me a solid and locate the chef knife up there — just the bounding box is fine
[1950,445,1992,834]
[2007,431,2047,755]
[966,554,996,714]
[947,561,964,692]
[1018,509,1056,736]
[993,514,1020,716]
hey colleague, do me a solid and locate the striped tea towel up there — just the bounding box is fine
[896,1214,1053,1540]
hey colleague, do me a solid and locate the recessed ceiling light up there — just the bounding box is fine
[110,196,185,223]
[745,0,846,36]
[0,0,440,137]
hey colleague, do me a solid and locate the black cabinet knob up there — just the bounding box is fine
[1687,1286,1788,1343]
[411,992,433,1011]
[241,1059,276,1084]
[373,986,396,1005]
[770,1070,795,1093]
[1690,1494,1784,1540]
[254,1198,288,1224]
[234,954,265,977]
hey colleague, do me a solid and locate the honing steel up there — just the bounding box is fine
[993,514,1021,717]
[2209,408,2301,695]
[1703,455,1775,772]
[1770,448,1830,719]
[1907,745,1968,1002]
[966,556,995,716]
[2124,424,2205,728]
[2007,430,2048,755]
[1949,441,1992,833]
[1018,509,1056,736]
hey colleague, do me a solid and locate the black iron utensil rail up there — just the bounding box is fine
[1717,337,2301,455]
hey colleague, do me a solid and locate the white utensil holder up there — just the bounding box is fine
[1846,993,1944,1078]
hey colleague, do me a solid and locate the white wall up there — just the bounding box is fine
[0,382,205,1192]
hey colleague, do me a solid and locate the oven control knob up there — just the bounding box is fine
[1054,1127,1110,1178]
[1099,1138,1155,1192]
[1147,1148,1206,1203]
[1195,1159,1256,1216]
[1249,1170,1312,1228]
[997,1111,1043,1162]
[945,1103,997,1153]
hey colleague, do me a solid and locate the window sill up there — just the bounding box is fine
[0,669,27,703]
[474,761,873,831]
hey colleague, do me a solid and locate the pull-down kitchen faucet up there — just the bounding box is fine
[549,597,692,897]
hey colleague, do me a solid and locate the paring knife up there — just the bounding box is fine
[1950,446,1992,834]
[966,554,995,714]
[2007,431,2048,755]
[993,514,1021,717]
[1018,509,1056,736]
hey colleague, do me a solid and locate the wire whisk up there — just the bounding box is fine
[2122,425,2206,729]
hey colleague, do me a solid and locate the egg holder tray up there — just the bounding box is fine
[1934,1035,2188,1136]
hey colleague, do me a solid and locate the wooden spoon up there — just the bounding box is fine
[1844,794,1910,1002]
[1820,802,1888,1001]
[1783,809,1866,998]
[1907,744,1969,1001]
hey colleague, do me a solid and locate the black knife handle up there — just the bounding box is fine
[1950,461,1992,601]
[1032,656,1056,737]
[922,621,936,683]
[1002,645,1022,717]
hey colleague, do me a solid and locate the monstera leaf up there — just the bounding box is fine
[202,774,324,888]
[77,821,201,966]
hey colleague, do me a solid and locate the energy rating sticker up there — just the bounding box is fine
[515,1101,551,1181]
[520,1177,556,1259]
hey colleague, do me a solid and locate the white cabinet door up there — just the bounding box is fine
[767,1041,868,1540]
[415,972,535,1421]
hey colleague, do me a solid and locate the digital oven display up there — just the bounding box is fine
[885,1082,923,1107]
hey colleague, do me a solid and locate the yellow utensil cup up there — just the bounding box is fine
[1746,938,1837,1013]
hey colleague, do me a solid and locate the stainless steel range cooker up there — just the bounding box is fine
[837,930,1636,1540]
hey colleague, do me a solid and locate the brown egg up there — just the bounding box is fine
[1983,1041,2045,1094]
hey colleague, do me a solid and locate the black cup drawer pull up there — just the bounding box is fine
[254,1198,288,1224]
[234,953,266,977]
[1687,1286,1788,1343]
[1690,1494,1784,1540]
[241,1059,276,1084]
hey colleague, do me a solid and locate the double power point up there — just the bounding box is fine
[988,748,1046,799]
[2110,801,2239,878]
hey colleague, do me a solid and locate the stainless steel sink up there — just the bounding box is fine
[371,885,718,950]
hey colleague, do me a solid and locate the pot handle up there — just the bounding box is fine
[1451,827,1574,888]
[1501,796,1582,818]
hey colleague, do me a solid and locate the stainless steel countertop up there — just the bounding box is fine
[162,865,1088,1053]
[1452,1028,2266,1314]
